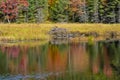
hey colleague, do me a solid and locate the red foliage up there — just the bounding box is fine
[18,0,29,7]
[0,0,18,21]
[0,0,29,22]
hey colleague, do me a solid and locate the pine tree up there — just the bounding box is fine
[87,0,95,22]
[25,0,48,23]
[118,1,120,23]
[49,0,69,22]
[18,0,29,22]
[26,0,36,22]
[69,0,87,22]
[105,0,117,23]
[79,0,88,23]
[93,0,99,23]
[35,0,48,23]
[99,0,106,23]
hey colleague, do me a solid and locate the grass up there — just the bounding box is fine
[0,40,48,47]
[0,23,120,42]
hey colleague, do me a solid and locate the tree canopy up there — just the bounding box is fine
[0,0,120,23]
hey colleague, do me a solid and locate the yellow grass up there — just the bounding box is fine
[0,23,120,42]
[0,40,48,47]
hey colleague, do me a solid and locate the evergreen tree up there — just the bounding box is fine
[49,0,69,22]
[87,0,95,22]
[0,0,120,23]
[69,0,83,22]
[27,0,36,22]
[17,0,29,23]
[35,0,48,23]
[117,1,120,23]
[93,0,99,23]
[99,0,106,23]
[79,0,88,23]
[105,0,118,23]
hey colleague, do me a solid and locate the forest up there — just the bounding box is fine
[0,0,120,23]
[0,1,120,79]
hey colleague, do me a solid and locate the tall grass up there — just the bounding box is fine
[0,23,120,42]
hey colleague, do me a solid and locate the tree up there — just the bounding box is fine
[49,0,69,22]
[69,0,82,22]
[25,0,36,23]
[0,0,120,23]
[87,0,95,22]
[26,0,48,23]
[117,1,120,23]
[35,0,48,23]
[104,0,118,23]
[78,0,88,23]
[0,0,19,23]
[48,0,57,6]
[19,0,29,22]
[99,0,106,23]
[0,0,29,23]
[93,0,99,23]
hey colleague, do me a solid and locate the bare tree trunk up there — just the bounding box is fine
[6,15,10,23]
[37,8,44,23]
[72,13,75,22]
[35,0,44,23]
[7,19,10,23]
[24,10,28,22]
[112,9,116,23]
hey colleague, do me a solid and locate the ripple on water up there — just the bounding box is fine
[0,72,58,80]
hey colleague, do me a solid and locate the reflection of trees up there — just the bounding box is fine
[103,45,112,77]
[87,42,99,73]
[47,44,68,72]
[28,44,48,73]
[107,41,120,77]
[87,41,113,77]
[0,45,30,74]
[70,42,89,72]
[0,43,69,75]
[0,50,7,74]
[0,41,120,79]
[19,46,28,75]
[0,46,21,74]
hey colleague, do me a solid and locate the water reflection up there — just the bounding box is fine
[0,41,120,80]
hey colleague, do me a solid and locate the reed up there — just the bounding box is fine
[0,23,120,42]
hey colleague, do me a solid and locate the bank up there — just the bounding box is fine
[0,23,120,43]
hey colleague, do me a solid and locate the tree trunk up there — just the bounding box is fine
[112,9,116,23]
[35,0,44,23]
[6,15,10,23]
[37,8,44,23]
[24,11,28,22]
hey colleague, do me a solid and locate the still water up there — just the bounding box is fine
[0,41,120,80]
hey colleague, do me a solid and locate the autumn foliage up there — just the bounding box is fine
[0,0,119,23]
[0,0,29,22]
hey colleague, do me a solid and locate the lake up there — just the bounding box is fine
[0,40,120,80]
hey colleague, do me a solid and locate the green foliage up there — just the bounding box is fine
[49,0,69,22]
[0,0,120,23]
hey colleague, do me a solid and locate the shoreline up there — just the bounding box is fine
[0,23,120,43]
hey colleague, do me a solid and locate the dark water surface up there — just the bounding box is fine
[0,41,120,80]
